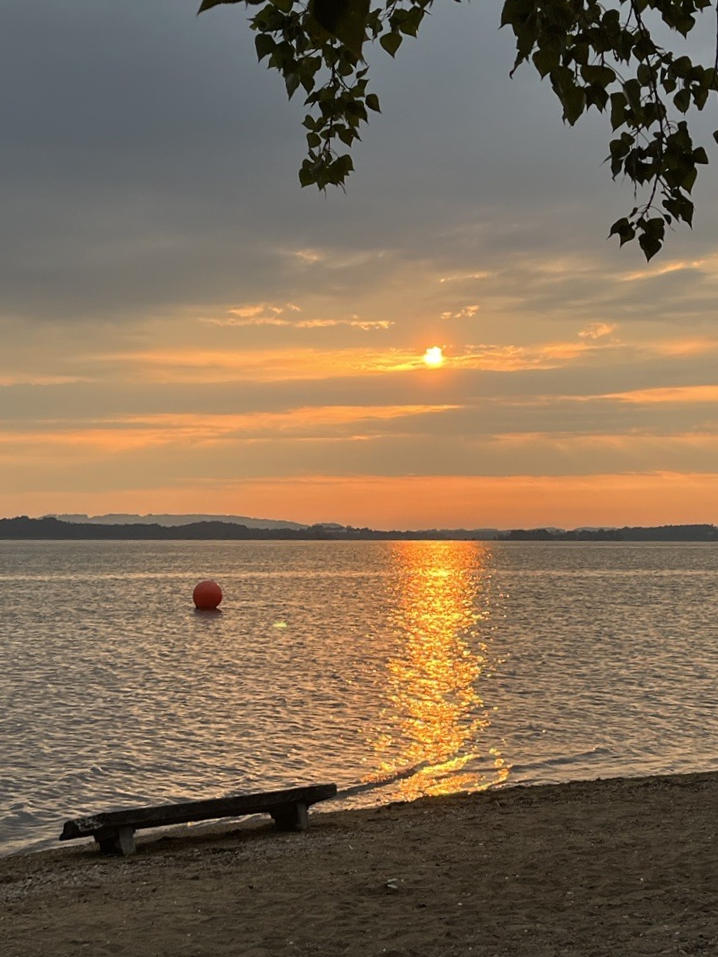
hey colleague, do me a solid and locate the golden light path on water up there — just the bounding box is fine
[368,541,510,800]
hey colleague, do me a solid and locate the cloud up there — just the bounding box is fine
[454,341,596,371]
[2,1,718,525]
[621,259,707,282]
[578,323,618,340]
[604,385,718,405]
[441,305,480,320]
[0,404,460,453]
[205,303,392,331]
[0,375,89,387]
[98,346,451,383]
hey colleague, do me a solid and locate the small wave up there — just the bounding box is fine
[333,762,431,801]
[510,746,614,777]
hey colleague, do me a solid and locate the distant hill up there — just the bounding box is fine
[499,524,718,542]
[1,516,494,541]
[48,513,311,530]
[2,517,716,542]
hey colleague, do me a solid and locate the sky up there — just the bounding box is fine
[1,0,718,530]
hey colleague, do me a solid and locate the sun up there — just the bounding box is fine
[422,346,445,368]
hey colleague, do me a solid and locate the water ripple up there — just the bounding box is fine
[2,540,718,855]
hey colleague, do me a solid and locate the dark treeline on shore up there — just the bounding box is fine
[0,516,457,541]
[1,516,717,542]
[498,525,718,541]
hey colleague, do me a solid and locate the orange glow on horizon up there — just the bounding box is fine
[6,471,717,536]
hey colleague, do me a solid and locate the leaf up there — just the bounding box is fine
[310,0,370,57]
[399,6,424,37]
[638,230,663,260]
[299,163,317,188]
[562,83,586,125]
[533,46,560,79]
[380,31,403,57]
[285,72,301,99]
[610,92,628,130]
[682,166,698,193]
[255,34,276,62]
[365,93,381,113]
[609,217,635,247]
[673,88,690,113]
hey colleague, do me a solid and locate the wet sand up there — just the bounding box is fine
[2,771,718,957]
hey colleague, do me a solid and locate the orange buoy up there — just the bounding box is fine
[193,579,223,610]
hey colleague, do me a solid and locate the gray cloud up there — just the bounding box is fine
[1,0,664,324]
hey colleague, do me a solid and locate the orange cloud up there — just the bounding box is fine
[649,337,718,358]
[621,258,705,282]
[439,271,491,283]
[122,405,459,437]
[0,405,460,455]
[578,323,617,340]
[604,386,718,405]
[0,374,89,386]
[441,305,480,320]
[104,347,447,383]
[455,340,594,371]
[203,301,391,331]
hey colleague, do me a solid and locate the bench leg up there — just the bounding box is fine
[95,825,137,856]
[271,802,309,832]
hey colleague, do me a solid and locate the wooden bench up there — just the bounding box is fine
[59,783,337,855]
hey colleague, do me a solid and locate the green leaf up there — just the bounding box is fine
[682,166,698,193]
[255,34,276,62]
[365,93,381,113]
[673,88,690,113]
[337,125,357,146]
[299,162,317,188]
[533,46,559,78]
[610,92,628,130]
[285,72,301,99]
[310,0,370,57]
[609,217,635,247]
[380,31,403,57]
[399,6,424,37]
[623,78,642,115]
[581,64,616,87]
[638,230,663,261]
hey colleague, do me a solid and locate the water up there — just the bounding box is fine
[1,539,718,856]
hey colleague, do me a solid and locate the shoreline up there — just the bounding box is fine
[4,770,718,956]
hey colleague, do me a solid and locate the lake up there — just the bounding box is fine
[2,539,717,856]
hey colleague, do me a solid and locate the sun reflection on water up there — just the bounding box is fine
[370,541,509,800]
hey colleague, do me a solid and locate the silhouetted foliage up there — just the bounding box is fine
[199,0,718,259]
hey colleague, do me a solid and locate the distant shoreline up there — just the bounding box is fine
[1,515,717,542]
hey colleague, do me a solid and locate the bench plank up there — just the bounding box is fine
[60,783,337,855]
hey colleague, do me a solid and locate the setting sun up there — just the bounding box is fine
[423,346,445,368]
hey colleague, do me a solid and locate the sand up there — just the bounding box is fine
[2,771,718,957]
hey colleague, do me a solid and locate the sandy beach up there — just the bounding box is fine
[3,771,718,957]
